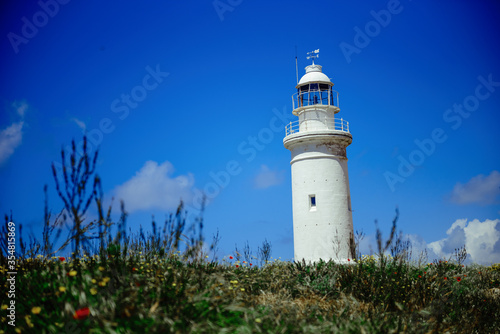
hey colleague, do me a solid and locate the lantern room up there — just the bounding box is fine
[292,63,340,115]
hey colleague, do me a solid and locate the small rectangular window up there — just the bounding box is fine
[309,195,316,211]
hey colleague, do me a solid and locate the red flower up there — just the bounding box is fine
[418,275,422,278]
[59,257,65,262]
[132,267,137,272]
[348,258,350,262]
[444,277,447,280]
[235,265,239,268]
[249,263,253,266]
[73,307,90,320]
[229,256,233,260]
[457,277,461,282]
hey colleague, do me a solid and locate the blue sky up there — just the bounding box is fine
[1,0,500,264]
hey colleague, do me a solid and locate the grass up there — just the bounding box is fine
[1,136,500,333]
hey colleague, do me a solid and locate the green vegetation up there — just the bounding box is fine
[1,137,499,333]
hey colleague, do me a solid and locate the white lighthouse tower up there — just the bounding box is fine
[284,50,354,263]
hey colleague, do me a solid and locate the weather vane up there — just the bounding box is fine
[306,49,320,62]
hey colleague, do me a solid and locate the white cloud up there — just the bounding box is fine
[112,161,196,213]
[0,100,28,165]
[253,165,284,189]
[428,218,500,265]
[12,100,28,118]
[450,171,500,205]
[0,121,24,165]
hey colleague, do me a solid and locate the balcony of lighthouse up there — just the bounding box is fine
[285,117,350,137]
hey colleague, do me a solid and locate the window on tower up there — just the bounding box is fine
[309,195,316,211]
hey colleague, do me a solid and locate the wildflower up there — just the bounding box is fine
[348,258,350,262]
[255,318,262,323]
[73,307,90,320]
[243,261,246,263]
[172,283,176,287]
[132,267,137,272]
[102,277,110,283]
[91,279,97,284]
[25,314,34,327]
[59,286,66,292]
[98,266,105,271]
[68,270,77,277]
[250,263,253,266]
[31,306,41,314]
[457,277,461,282]
[98,281,106,287]
[229,256,234,260]
[418,275,422,278]
[59,257,66,262]
[235,264,239,268]
[444,277,447,280]
[240,288,245,291]
[90,288,97,295]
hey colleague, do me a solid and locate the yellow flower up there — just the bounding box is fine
[1,304,7,310]
[25,315,34,328]
[102,277,110,283]
[90,288,98,295]
[31,306,41,314]
[68,270,77,277]
[240,288,245,291]
[91,279,97,284]
[172,283,176,287]
[98,266,105,271]
[59,286,66,292]
[255,318,262,323]
[98,281,106,287]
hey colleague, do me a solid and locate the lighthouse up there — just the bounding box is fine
[284,50,354,263]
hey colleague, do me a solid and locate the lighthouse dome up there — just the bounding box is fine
[297,64,332,87]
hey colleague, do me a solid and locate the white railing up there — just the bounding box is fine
[292,90,339,110]
[285,118,350,136]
